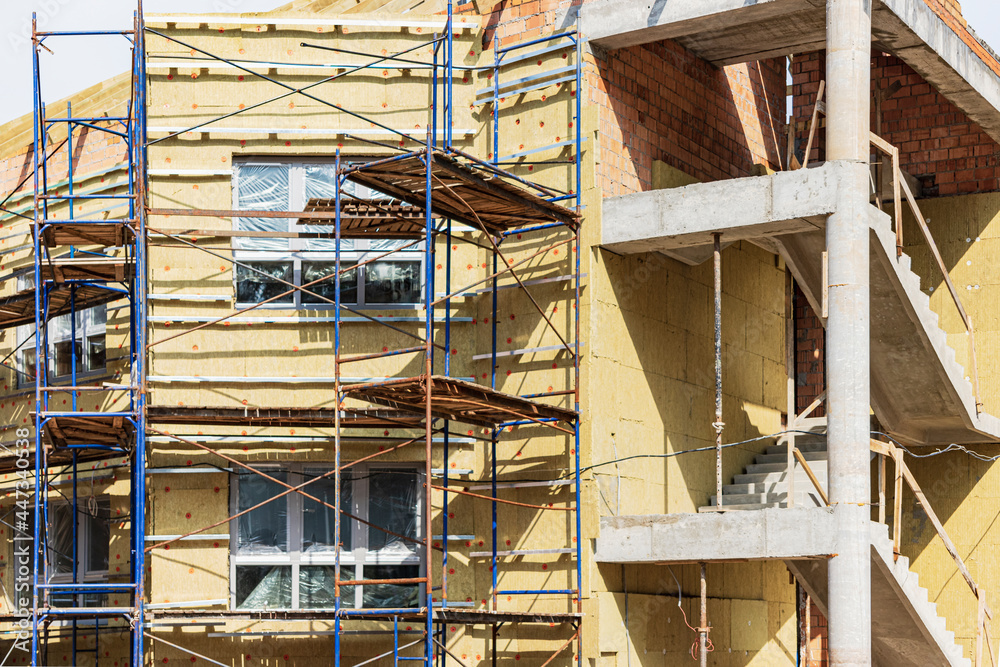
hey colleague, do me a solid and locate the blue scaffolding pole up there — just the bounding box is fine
[28,5,147,665]
[486,23,585,665]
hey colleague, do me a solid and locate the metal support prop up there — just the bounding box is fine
[699,563,708,667]
[713,233,723,510]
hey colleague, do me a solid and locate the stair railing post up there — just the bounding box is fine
[787,433,796,508]
[877,452,886,525]
[892,447,903,558]
[892,146,902,256]
[978,591,986,667]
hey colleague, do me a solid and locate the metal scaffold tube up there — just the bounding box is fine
[21,1,584,663]
[26,3,148,664]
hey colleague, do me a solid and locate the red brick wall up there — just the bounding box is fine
[795,285,826,417]
[807,604,829,666]
[791,50,1000,197]
[790,52,827,167]
[589,43,786,195]
[477,0,787,196]
[476,0,575,49]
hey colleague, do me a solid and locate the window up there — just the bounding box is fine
[231,464,421,611]
[233,160,423,308]
[15,306,107,388]
[48,497,111,607]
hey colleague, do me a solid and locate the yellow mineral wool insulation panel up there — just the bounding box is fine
[145,13,478,31]
[149,547,229,606]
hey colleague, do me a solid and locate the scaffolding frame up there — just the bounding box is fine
[17,2,585,665]
[19,6,149,666]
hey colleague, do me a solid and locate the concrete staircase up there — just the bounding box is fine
[698,423,828,511]
[774,204,1000,445]
[788,522,973,667]
[699,431,971,666]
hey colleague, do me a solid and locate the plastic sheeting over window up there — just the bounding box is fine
[237,472,288,554]
[299,565,355,609]
[368,469,418,555]
[303,470,352,553]
[364,565,420,608]
[365,261,421,305]
[304,164,351,252]
[49,504,74,576]
[236,565,292,610]
[232,466,421,611]
[86,498,111,573]
[235,262,294,305]
[49,497,111,576]
[301,261,356,306]
[236,164,290,251]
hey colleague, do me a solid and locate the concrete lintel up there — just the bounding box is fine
[601,162,841,255]
[581,0,824,51]
[596,506,838,563]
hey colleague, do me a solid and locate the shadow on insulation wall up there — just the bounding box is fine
[594,244,780,516]
[593,560,797,664]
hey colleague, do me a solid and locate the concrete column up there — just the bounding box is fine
[825,0,872,665]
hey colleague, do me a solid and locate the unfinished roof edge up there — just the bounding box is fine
[581,0,1000,143]
[875,0,1000,142]
[0,72,131,161]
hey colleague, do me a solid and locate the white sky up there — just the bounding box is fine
[0,0,998,125]
[0,0,284,125]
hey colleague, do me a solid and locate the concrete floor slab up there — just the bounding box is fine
[601,162,838,255]
[597,506,838,562]
[598,511,969,664]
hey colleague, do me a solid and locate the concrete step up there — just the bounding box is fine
[754,450,828,465]
[723,481,825,495]
[745,461,828,475]
[708,492,824,506]
[764,441,827,455]
[697,502,782,512]
[734,471,829,486]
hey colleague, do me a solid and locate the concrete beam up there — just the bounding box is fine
[581,0,824,52]
[601,162,841,255]
[582,0,1000,144]
[596,507,838,563]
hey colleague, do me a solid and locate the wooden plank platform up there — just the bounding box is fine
[41,256,132,283]
[0,446,124,475]
[0,284,123,329]
[297,199,432,238]
[435,609,582,625]
[45,413,134,448]
[147,405,424,429]
[344,376,578,428]
[343,149,580,235]
[144,608,582,624]
[33,221,132,248]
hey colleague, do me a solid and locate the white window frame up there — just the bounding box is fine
[231,158,425,310]
[229,463,423,611]
[14,274,108,389]
[48,496,111,584]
